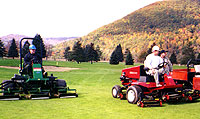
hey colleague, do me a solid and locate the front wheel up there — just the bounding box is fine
[126,86,142,104]
[112,85,121,98]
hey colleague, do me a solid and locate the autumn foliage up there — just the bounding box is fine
[55,0,200,64]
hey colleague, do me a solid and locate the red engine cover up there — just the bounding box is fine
[121,66,140,79]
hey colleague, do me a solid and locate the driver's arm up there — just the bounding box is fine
[24,54,32,66]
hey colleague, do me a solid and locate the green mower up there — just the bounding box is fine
[0,38,78,100]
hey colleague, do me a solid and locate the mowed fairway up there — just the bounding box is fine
[0,59,200,119]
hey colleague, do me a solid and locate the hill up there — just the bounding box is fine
[55,0,200,62]
[0,34,77,46]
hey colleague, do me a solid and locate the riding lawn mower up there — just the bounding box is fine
[112,59,200,107]
[0,38,78,100]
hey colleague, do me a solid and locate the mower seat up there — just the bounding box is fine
[11,74,26,81]
[139,65,164,83]
[139,75,164,83]
[139,76,154,82]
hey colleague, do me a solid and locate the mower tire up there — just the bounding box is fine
[56,79,67,87]
[126,85,142,104]
[2,80,15,96]
[112,85,121,98]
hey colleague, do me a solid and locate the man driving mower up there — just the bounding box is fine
[144,46,164,87]
[22,45,43,77]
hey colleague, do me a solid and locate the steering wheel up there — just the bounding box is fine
[158,62,168,69]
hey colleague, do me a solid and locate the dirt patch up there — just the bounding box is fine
[0,66,79,72]
[43,66,79,72]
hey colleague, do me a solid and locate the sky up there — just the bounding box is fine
[0,0,161,38]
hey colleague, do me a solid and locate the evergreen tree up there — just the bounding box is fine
[180,42,195,64]
[8,38,19,59]
[84,43,98,64]
[22,40,30,58]
[109,44,123,64]
[125,51,134,65]
[116,44,124,62]
[32,34,46,58]
[169,51,177,64]
[84,44,91,62]
[0,39,5,58]
[64,46,70,61]
[109,49,119,65]
[71,41,85,64]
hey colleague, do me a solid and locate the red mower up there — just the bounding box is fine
[112,59,200,107]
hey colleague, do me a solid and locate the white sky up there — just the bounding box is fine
[0,0,161,38]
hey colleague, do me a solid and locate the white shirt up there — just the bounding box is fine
[144,53,163,69]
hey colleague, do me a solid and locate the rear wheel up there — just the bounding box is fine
[2,80,15,96]
[56,79,67,87]
[112,85,121,98]
[126,85,142,104]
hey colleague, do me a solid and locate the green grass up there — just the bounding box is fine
[0,59,198,119]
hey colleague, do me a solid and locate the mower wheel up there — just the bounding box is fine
[112,85,121,98]
[126,85,142,104]
[56,79,67,87]
[2,80,15,96]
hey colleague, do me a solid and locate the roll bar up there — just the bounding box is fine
[19,38,43,72]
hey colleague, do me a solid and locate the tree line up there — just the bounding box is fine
[0,34,46,59]
[109,41,200,65]
[64,41,102,64]
[0,34,102,64]
[1,33,199,65]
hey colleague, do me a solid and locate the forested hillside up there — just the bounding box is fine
[55,0,200,63]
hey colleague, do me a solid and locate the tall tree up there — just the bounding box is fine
[116,44,124,62]
[0,39,5,58]
[64,46,71,61]
[169,51,177,64]
[71,41,85,64]
[125,50,134,65]
[32,34,46,58]
[109,49,119,65]
[84,43,98,64]
[22,40,30,58]
[8,39,18,59]
[180,42,195,64]
[109,44,123,64]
